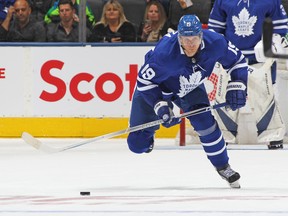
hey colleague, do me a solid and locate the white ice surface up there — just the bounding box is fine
[0,138,288,216]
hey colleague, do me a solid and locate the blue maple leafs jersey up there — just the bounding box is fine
[136,30,248,107]
[208,0,288,60]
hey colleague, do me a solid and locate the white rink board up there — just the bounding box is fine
[0,46,152,117]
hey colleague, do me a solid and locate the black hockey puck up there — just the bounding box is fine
[80,191,90,196]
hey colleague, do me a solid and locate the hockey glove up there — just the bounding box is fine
[255,34,283,62]
[154,101,181,128]
[225,81,247,111]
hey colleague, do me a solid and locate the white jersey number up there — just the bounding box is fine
[140,64,156,80]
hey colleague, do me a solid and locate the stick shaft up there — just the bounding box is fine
[60,102,227,151]
[22,102,227,153]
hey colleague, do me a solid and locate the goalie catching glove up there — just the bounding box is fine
[254,34,283,62]
[225,81,247,111]
[154,101,181,128]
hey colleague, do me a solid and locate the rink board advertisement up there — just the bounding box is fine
[0,45,179,137]
[1,46,151,117]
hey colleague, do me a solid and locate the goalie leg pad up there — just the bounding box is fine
[271,62,276,84]
[215,108,238,137]
[257,100,275,136]
[257,100,286,143]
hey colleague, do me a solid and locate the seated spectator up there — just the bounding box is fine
[0,0,15,22]
[177,0,193,9]
[30,0,54,22]
[46,0,92,42]
[0,0,46,41]
[145,0,169,17]
[91,0,136,42]
[167,0,209,31]
[44,0,96,29]
[138,0,168,42]
[0,1,14,41]
[167,0,193,31]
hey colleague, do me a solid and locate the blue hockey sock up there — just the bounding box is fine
[198,124,229,168]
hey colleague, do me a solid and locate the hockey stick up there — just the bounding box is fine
[22,102,227,153]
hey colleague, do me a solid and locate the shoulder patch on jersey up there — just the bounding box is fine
[232,7,257,38]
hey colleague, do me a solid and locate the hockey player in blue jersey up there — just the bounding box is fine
[208,0,288,149]
[209,0,287,63]
[127,15,248,188]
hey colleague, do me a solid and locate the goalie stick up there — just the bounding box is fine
[22,102,227,153]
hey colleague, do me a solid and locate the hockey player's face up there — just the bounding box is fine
[179,35,201,57]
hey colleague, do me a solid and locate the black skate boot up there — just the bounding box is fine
[267,140,283,150]
[145,142,154,153]
[217,164,241,188]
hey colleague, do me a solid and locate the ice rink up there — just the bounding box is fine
[0,137,288,216]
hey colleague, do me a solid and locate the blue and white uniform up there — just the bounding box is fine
[208,0,288,83]
[208,0,288,61]
[127,28,248,169]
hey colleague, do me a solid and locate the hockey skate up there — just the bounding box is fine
[145,142,154,153]
[217,164,241,188]
[267,140,283,150]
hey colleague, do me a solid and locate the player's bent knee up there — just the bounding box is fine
[188,109,215,132]
[127,130,154,154]
[196,122,222,143]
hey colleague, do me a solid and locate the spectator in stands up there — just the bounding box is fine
[145,0,170,17]
[167,0,211,31]
[0,0,15,22]
[0,1,14,41]
[138,0,168,42]
[167,0,194,31]
[91,0,136,42]
[30,0,54,22]
[0,0,46,41]
[46,0,92,42]
[44,0,96,29]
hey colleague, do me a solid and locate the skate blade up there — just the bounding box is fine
[229,180,241,189]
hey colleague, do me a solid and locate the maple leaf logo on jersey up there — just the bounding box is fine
[232,8,257,38]
[177,71,203,98]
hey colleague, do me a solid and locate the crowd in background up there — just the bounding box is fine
[0,0,215,42]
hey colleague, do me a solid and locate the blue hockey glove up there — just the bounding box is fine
[225,81,247,111]
[154,101,181,128]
